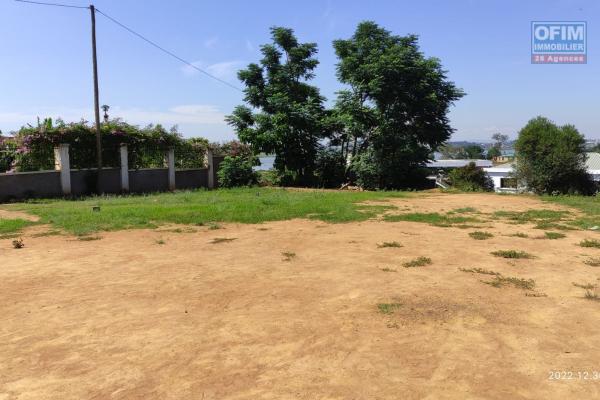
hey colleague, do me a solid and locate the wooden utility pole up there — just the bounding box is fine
[90,4,102,193]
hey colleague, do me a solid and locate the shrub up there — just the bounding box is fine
[448,162,493,192]
[314,148,346,188]
[514,116,594,195]
[217,156,258,188]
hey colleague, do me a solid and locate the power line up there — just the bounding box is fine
[14,0,88,9]
[14,0,244,92]
[94,8,243,92]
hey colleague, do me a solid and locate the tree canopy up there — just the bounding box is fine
[515,116,592,194]
[333,21,465,189]
[226,27,328,186]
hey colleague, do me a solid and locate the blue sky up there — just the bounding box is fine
[1,0,598,141]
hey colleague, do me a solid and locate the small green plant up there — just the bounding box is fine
[580,239,600,248]
[216,156,258,188]
[377,241,402,248]
[208,223,222,230]
[155,239,166,245]
[491,250,533,259]
[542,231,566,239]
[377,302,402,314]
[282,251,296,261]
[384,212,479,227]
[402,256,432,268]
[573,282,597,290]
[509,232,529,238]
[484,275,536,290]
[459,267,500,275]
[583,257,600,267]
[469,231,493,240]
[380,267,397,272]
[12,238,24,249]
[210,237,236,244]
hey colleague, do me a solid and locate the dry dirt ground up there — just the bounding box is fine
[1,193,600,399]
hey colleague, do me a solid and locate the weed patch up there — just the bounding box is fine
[542,232,566,239]
[403,256,432,268]
[459,267,500,275]
[380,267,397,272]
[377,302,402,314]
[491,250,534,259]
[282,251,296,261]
[384,212,479,227]
[469,231,493,240]
[377,241,402,248]
[483,275,535,290]
[573,282,597,290]
[583,257,600,267]
[580,239,600,249]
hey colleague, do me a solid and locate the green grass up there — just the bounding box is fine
[377,302,402,314]
[377,241,402,248]
[384,212,479,227]
[580,239,600,248]
[77,235,102,241]
[542,231,566,240]
[484,275,536,290]
[491,250,534,259]
[6,188,406,235]
[492,209,569,224]
[459,267,500,275]
[402,256,432,268]
[469,231,493,240]
[0,218,35,235]
[542,195,600,230]
[508,232,529,238]
[448,207,478,214]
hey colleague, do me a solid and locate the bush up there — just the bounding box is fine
[448,162,493,191]
[515,116,593,195]
[314,148,346,188]
[217,156,258,188]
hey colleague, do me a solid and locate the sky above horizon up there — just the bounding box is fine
[1,0,598,142]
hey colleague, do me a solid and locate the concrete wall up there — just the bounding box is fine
[71,168,121,196]
[0,170,62,202]
[176,169,208,190]
[129,168,169,193]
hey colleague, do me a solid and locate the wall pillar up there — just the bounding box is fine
[166,147,176,191]
[207,150,215,189]
[119,144,129,192]
[54,143,71,196]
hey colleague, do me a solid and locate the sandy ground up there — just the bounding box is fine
[1,193,600,399]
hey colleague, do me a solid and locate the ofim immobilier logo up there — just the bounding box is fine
[531,21,586,64]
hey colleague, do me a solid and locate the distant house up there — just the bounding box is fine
[484,152,600,192]
[426,159,493,169]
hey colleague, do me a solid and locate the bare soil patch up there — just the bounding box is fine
[1,193,599,399]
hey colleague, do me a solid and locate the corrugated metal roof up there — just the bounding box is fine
[426,159,493,168]
[586,152,600,170]
[485,153,600,172]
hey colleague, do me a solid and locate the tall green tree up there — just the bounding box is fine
[227,27,327,186]
[515,116,592,194]
[333,21,464,189]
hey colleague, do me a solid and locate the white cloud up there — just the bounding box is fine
[203,36,219,49]
[180,60,242,81]
[0,104,228,134]
[245,39,254,52]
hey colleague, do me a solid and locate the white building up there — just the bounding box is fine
[484,152,600,192]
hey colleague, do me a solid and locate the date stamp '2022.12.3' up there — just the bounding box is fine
[548,371,600,381]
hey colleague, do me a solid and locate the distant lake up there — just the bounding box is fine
[255,155,275,171]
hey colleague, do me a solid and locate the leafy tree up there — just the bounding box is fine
[486,146,502,160]
[333,21,464,189]
[227,27,328,186]
[492,133,509,149]
[514,116,593,194]
[439,144,468,159]
[217,156,258,188]
[314,147,346,188]
[448,162,493,191]
[464,145,484,159]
